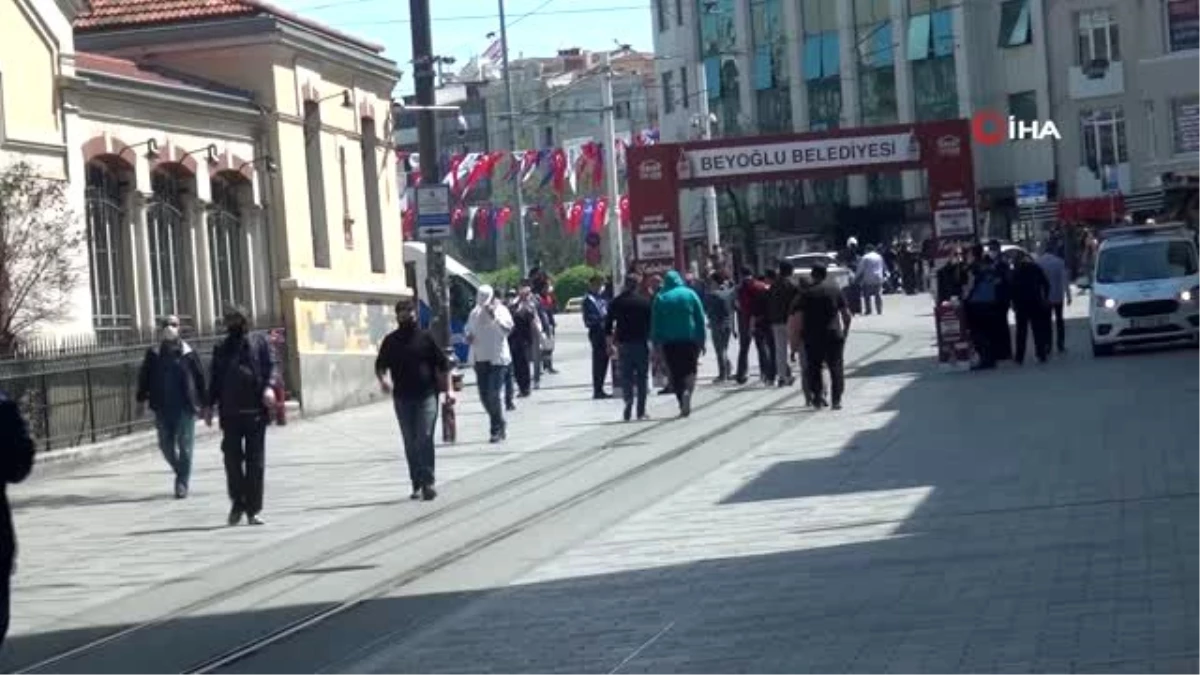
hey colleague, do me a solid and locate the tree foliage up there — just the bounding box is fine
[0,162,84,355]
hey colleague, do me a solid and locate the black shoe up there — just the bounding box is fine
[637,412,650,421]
[247,514,265,526]
[680,391,692,418]
[228,508,244,526]
[518,390,531,398]
[410,487,422,500]
[735,376,748,385]
[174,481,188,500]
[421,485,438,501]
[831,401,842,410]
[812,399,827,409]
[505,402,517,412]
[623,404,632,422]
[593,391,612,400]
[489,433,502,443]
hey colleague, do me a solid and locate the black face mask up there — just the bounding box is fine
[227,322,246,337]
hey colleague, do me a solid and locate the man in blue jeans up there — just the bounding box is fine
[136,315,206,499]
[465,285,514,443]
[375,297,453,501]
[605,273,653,421]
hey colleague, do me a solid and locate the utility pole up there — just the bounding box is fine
[600,51,625,287]
[409,0,450,353]
[497,0,530,277]
[696,62,720,254]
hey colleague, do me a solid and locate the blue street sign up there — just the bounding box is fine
[415,184,452,239]
[1015,181,1048,206]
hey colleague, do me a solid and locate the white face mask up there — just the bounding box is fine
[162,325,180,342]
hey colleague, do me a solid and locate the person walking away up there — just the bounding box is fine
[791,263,852,409]
[964,245,1002,370]
[583,275,612,399]
[733,267,767,385]
[1010,251,1053,364]
[898,243,919,295]
[651,271,708,417]
[0,390,34,649]
[507,283,541,398]
[644,274,673,396]
[856,245,886,315]
[765,261,799,387]
[1036,242,1072,353]
[375,298,453,501]
[205,306,278,526]
[704,271,737,383]
[754,271,778,384]
[466,285,513,444]
[136,315,205,499]
[606,273,653,421]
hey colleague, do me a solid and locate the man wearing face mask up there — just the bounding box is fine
[204,306,278,526]
[137,315,206,499]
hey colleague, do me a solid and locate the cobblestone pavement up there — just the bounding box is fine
[6,323,667,639]
[343,296,1198,674]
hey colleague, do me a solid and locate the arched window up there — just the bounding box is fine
[209,173,245,314]
[85,161,131,334]
[147,167,192,326]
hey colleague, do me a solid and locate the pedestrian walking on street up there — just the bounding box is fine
[651,270,708,417]
[466,285,514,443]
[0,390,34,650]
[791,263,852,410]
[644,274,673,396]
[856,245,886,315]
[507,282,542,398]
[1036,242,1072,353]
[766,261,799,387]
[375,297,453,501]
[502,289,518,411]
[136,315,206,499]
[205,306,278,527]
[583,275,612,399]
[606,273,653,421]
[705,271,736,383]
[964,245,1003,371]
[734,269,772,385]
[1010,251,1053,365]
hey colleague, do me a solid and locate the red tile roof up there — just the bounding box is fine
[75,0,385,54]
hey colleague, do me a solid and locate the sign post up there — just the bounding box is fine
[415,184,452,240]
[1016,181,1048,243]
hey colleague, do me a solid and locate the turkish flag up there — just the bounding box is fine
[592,197,608,232]
[566,200,584,233]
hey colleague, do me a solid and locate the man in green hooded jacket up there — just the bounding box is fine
[650,270,707,417]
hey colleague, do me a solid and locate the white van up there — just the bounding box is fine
[403,242,483,364]
[1089,224,1199,356]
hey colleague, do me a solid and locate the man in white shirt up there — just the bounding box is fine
[1036,242,1072,353]
[465,285,513,443]
[856,245,887,315]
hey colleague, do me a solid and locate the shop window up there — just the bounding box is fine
[998,0,1032,48]
[85,162,130,334]
[1080,107,1127,172]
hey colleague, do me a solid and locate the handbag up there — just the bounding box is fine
[540,331,555,354]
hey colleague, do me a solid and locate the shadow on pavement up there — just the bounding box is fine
[2,320,1196,674]
[11,493,170,510]
[126,525,230,537]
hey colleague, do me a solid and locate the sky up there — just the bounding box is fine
[270,0,656,95]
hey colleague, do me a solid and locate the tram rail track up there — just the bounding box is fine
[15,330,901,675]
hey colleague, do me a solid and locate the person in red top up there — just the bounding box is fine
[734,267,773,385]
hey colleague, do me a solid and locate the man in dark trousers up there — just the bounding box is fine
[733,267,766,385]
[606,273,653,421]
[136,315,206,499]
[704,271,737,383]
[205,305,278,526]
[791,263,852,410]
[0,391,33,649]
[766,260,799,387]
[376,297,453,501]
[582,275,611,399]
[1010,251,1053,364]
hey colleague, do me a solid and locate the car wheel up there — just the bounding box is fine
[1092,341,1115,358]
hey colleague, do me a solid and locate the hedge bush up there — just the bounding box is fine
[480,265,522,293]
[552,265,605,310]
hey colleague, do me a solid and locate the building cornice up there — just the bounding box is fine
[75,16,400,91]
[71,69,262,121]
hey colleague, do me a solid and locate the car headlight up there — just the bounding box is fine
[1182,286,1199,303]
[1095,295,1117,309]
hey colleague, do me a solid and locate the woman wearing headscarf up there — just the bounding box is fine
[650,270,708,417]
[465,285,513,443]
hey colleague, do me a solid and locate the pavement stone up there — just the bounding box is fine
[342,295,1198,674]
[5,323,719,641]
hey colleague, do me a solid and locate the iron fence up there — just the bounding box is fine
[0,319,288,454]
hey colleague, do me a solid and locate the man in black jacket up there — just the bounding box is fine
[765,260,799,386]
[0,391,33,649]
[1010,251,1052,364]
[606,273,653,421]
[136,315,206,499]
[205,305,278,526]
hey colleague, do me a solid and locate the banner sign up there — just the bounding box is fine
[678,132,920,185]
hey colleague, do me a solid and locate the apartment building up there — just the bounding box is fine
[649,0,1097,250]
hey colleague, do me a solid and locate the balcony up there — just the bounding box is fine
[1068,60,1124,100]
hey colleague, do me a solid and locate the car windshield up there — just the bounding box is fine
[1096,240,1198,283]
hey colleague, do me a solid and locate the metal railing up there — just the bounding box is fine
[0,318,288,454]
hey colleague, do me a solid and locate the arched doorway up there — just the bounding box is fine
[85,157,133,337]
[209,171,248,315]
[148,165,193,328]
